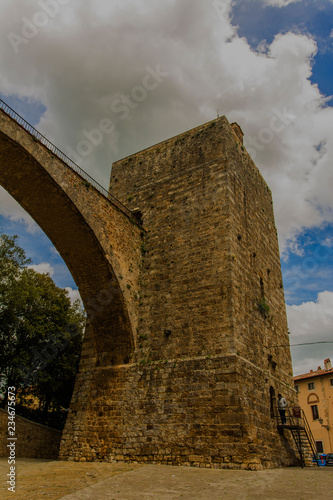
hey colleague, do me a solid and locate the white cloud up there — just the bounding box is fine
[287,291,333,375]
[322,237,333,247]
[0,0,332,255]
[64,287,82,306]
[260,0,302,6]
[0,187,40,234]
[28,262,55,276]
[50,246,60,256]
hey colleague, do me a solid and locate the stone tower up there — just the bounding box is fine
[60,115,297,469]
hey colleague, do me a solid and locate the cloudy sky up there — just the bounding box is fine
[0,0,332,375]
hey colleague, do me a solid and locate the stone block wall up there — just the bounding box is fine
[60,355,296,469]
[110,117,237,362]
[109,115,292,378]
[0,409,61,459]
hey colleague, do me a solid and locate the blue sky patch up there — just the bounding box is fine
[232,0,333,102]
[282,224,333,305]
[0,92,46,127]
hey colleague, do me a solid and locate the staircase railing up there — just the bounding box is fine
[300,409,319,465]
[276,407,320,467]
[0,99,134,221]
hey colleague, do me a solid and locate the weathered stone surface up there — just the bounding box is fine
[0,409,61,459]
[60,356,297,469]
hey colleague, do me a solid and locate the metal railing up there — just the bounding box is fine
[0,98,134,220]
[276,407,319,467]
[299,408,318,463]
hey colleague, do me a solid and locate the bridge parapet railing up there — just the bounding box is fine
[0,99,133,220]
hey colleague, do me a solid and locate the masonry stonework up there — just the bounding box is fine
[59,116,298,469]
[0,108,143,368]
[0,409,61,459]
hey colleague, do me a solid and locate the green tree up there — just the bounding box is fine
[0,233,32,307]
[0,234,32,398]
[0,234,85,418]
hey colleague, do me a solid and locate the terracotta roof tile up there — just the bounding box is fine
[294,367,333,381]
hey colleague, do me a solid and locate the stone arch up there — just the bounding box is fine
[0,109,142,366]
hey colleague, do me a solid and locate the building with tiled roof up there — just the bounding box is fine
[294,358,333,454]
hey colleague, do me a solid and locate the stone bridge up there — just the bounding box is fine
[0,106,143,366]
[0,103,299,469]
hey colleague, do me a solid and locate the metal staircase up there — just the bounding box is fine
[277,407,320,467]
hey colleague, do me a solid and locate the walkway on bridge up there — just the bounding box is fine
[0,98,136,223]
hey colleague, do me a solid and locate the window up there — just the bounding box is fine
[260,277,264,298]
[308,382,315,390]
[316,441,324,454]
[270,386,276,419]
[307,393,319,404]
[330,379,333,387]
[311,405,319,420]
[295,385,299,393]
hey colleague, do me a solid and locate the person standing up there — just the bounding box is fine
[278,393,287,424]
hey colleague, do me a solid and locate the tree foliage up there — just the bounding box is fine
[0,234,85,424]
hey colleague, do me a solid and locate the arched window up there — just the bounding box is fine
[307,393,319,405]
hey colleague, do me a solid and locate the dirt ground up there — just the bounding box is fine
[1,458,333,500]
